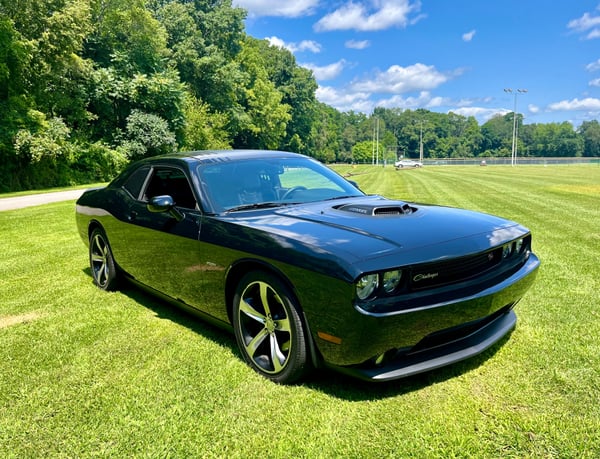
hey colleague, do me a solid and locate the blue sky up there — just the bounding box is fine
[232,0,600,126]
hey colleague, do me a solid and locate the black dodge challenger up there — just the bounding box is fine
[76,150,540,383]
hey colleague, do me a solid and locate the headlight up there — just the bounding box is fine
[356,274,379,300]
[502,243,512,258]
[382,270,402,293]
[514,238,524,254]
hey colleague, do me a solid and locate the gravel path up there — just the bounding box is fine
[0,189,88,211]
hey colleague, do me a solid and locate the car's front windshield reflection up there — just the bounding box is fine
[198,157,363,213]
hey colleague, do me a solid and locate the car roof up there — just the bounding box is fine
[154,150,307,165]
[109,150,312,188]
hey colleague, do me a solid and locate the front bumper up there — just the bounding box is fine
[328,306,517,382]
[314,253,540,378]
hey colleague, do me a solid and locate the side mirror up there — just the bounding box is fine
[147,195,184,221]
[347,179,361,191]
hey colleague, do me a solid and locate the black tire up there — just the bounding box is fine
[232,271,310,383]
[89,228,119,291]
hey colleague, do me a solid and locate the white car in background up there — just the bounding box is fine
[395,159,423,169]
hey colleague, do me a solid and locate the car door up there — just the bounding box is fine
[110,165,210,308]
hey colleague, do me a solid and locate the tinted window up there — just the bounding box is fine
[144,167,198,209]
[198,157,363,212]
[123,166,150,199]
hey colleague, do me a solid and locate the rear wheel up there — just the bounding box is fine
[89,228,119,291]
[233,271,310,383]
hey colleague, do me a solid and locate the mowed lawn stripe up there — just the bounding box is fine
[1,166,599,458]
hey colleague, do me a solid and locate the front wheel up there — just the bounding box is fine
[89,228,119,291]
[232,271,310,383]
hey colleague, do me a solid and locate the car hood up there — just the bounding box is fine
[220,195,528,274]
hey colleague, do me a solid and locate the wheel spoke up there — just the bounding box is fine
[100,263,109,285]
[91,253,105,263]
[274,316,291,333]
[245,327,269,359]
[270,334,287,372]
[92,235,103,252]
[239,298,266,325]
[258,282,272,316]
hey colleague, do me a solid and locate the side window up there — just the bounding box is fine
[123,166,151,200]
[144,167,198,209]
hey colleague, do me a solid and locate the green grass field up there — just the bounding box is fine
[1,165,599,457]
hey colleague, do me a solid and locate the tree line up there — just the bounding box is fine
[1,0,599,191]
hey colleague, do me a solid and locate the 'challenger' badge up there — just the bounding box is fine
[413,272,439,282]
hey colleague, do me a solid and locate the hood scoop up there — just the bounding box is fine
[334,202,415,216]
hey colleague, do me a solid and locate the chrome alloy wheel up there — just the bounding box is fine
[89,228,118,291]
[238,280,292,374]
[233,271,309,383]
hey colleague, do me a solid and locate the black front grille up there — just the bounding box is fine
[409,248,502,290]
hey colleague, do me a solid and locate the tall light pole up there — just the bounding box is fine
[371,116,380,165]
[419,120,424,163]
[504,88,527,166]
[413,119,425,163]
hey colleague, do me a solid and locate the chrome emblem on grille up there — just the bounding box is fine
[413,272,439,282]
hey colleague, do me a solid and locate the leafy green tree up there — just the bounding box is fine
[2,0,93,125]
[352,140,380,164]
[578,120,600,157]
[154,0,246,119]
[337,110,369,159]
[117,109,176,160]
[231,37,290,149]
[253,38,318,155]
[87,0,169,74]
[15,116,73,163]
[528,122,583,157]
[181,97,231,150]
[0,16,29,102]
[481,113,514,156]
[86,66,186,143]
[311,103,343,162]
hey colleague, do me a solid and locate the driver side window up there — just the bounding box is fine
[144,167,198,209]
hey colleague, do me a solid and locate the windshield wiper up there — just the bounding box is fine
[225,202,283,213]
[324,194,364,201]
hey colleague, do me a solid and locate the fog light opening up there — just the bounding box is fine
[374,353,386,365]
[373,349,397,367]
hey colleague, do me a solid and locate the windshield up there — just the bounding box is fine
[197,156,363,213]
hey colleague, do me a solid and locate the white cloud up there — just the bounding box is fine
[567,9,600,39]
[266,36,321,53]
[345,39,371,50]
[314,0,422,32]
[452,107,509,121]
[588,28,600,39]
[301,60,347,80]
[528,104,540,114]
[350,63,459,94]
[548,97,600,111]
[316,86,373,112]
[462,30,476,42]
[376,91,436,109]
[586,59,600,72]
[567,11,600,31]
[590,78,600,87]
[233,0,319,18]
[316,84,514,124]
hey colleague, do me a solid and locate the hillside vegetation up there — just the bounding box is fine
[1,165,598,457]
[1,1,599,192]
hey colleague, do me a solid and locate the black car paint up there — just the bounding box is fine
[76,150,540,381]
